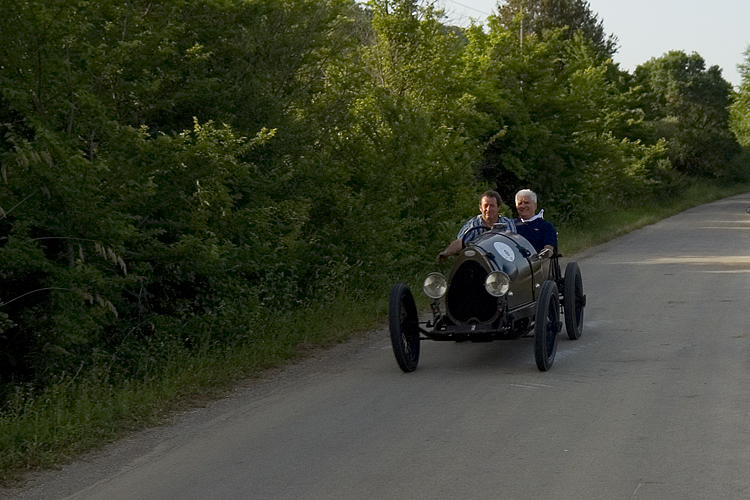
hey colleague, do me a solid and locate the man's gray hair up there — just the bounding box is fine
[515,189,537,204]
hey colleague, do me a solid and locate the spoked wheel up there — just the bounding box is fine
[389,283,421,372]
[534,280,561,371]
[563,261,586,340]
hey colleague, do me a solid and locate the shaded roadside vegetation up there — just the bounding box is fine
[1,0,749,480]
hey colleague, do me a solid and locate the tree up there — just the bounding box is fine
[0,0,365,385]
[324,0,484,275]
[493,0,617,60]
[466,19,619,221]
[730,46,750,147]
[635,51,740,178]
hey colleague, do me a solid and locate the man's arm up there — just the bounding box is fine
[538,246,554,258]
[437,238,463,263]
[540,220,557,257]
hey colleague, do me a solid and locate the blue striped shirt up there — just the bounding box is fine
[457,215,516,245]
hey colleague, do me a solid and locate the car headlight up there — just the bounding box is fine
[423,273,447,299]
[484,271,510,297]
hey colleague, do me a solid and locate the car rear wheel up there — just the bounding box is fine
[389,283,420,372]
[563,262,585,340]
[534,280,561,371]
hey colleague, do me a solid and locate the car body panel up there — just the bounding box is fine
[444,228,543,330]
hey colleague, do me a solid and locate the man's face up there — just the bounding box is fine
[479,196,499,225]
[516,194,537,220]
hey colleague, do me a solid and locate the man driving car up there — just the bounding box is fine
[437,190,516,263]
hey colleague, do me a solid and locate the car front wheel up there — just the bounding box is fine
[389,283,420,372]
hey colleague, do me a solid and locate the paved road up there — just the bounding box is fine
[5,194,750,500]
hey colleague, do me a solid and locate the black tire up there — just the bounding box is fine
[389,283,420,372]
[563,262,586,340]
[534,280,561,371]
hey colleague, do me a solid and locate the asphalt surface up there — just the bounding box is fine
[4,194,750,500]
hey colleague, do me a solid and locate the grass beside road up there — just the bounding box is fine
[0,297,384,485]
[558,182,750,255]
[1,181,749,485]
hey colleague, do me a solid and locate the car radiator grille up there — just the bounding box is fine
[446,260,496,324]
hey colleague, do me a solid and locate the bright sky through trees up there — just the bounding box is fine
[440,0,749,88]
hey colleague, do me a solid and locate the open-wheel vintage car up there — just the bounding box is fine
[388,223,585,372]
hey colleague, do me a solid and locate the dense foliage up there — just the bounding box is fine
[634,51,740,178]
[731,48,750,147]
[493,0,617,59]
[0,0,748,406]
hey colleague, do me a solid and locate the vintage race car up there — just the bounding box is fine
[388,223,585,372]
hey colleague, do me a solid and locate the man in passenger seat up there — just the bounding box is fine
[513,189,557,257]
